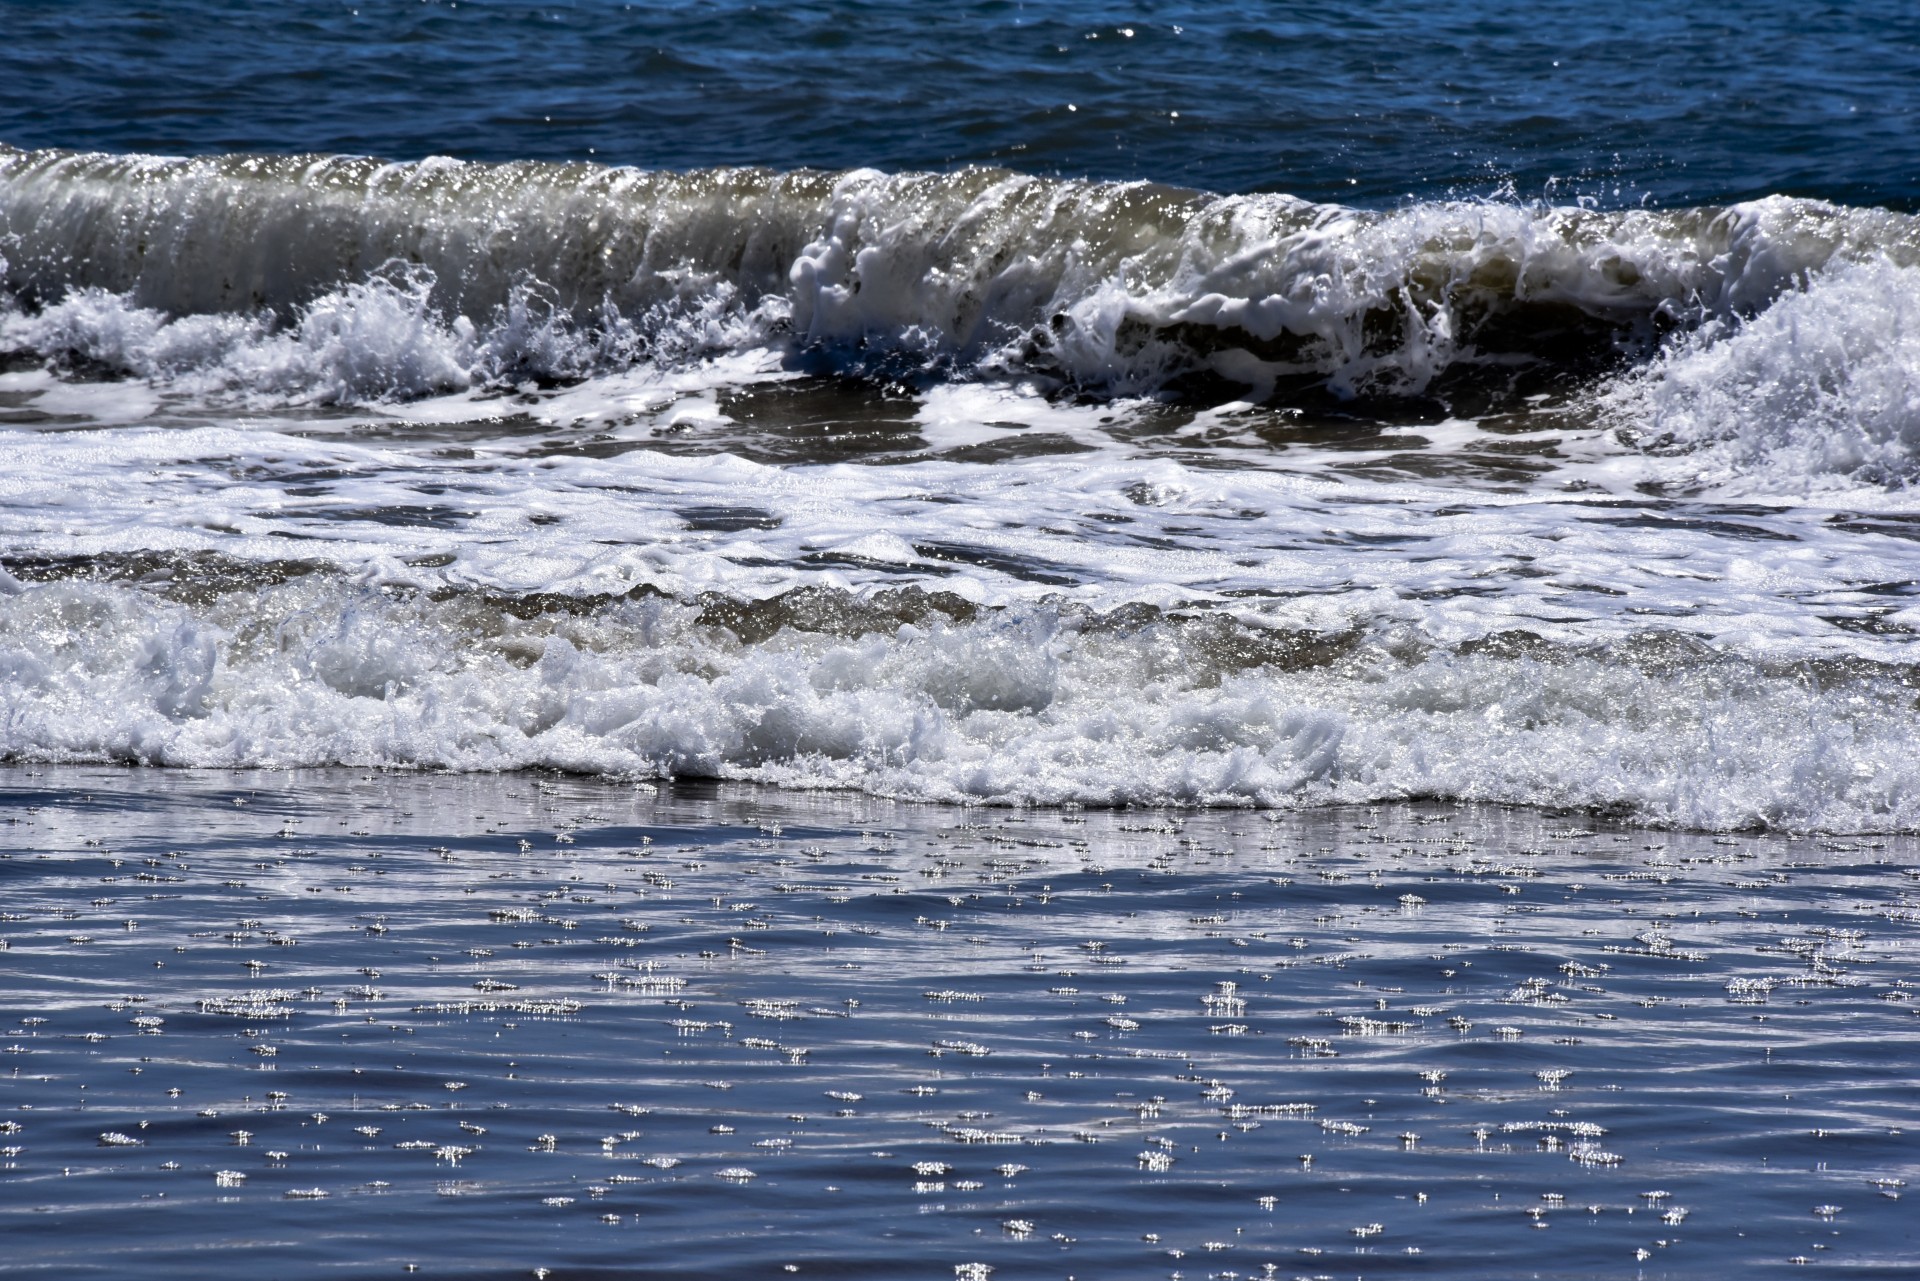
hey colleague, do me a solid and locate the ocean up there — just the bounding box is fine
[2,3,1918,1277]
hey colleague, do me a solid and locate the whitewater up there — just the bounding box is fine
[10,12,1920,1281]
[3,146,1919,831]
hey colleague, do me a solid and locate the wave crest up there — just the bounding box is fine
[6,146,1917,405]
[1603,256,1920,494]
[1,569,1913,832]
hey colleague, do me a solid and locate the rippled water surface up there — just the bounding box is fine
[4,768,1917,1278]
[4,0,1919,208]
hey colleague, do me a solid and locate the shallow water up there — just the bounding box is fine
[3,766,1917,1278]
[5,7,1920,1278]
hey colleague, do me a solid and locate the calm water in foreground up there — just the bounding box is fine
[2,767,1916,1279]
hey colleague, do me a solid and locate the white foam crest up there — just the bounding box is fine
[787,184,1920,397]
[8,148,1917,404]
[0,575,1912,832]
[1602,256,1920,496]
[0,267,778,405]
[0,276,472,403]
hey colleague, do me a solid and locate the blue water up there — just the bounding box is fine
[4,0,1919,208]
[4,12,1920,1278]
[4,768,1919,1280]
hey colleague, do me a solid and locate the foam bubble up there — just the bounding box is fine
[6,148,1917,407]
[0,575,1912,832]
[1602,257,1920,496]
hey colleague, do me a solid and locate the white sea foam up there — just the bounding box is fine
[6,148,1917,403]
[0,420,1913,656]
[0,573,1911,832]
[1600,257,1920,497]
[3,150,1917,830]
[0,276,463,403]
[6,149,1919,508]
[0,268,774,406]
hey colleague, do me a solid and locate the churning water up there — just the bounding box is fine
[4,4,1920,1276]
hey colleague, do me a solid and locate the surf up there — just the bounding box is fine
[7,145,1918,409]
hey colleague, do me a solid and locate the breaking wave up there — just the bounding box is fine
[5,145,1919,409]
[0,568,1914,833]
[1602,256,1920,494]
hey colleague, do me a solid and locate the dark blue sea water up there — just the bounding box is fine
[3,0,1918,209]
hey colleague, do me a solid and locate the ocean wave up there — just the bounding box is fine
[1601,256,1920,494]
[0,569,1913,832]
[0,266,755,405]
[6,145,1918,406]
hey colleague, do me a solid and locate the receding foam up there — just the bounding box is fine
[0,574,1914,832]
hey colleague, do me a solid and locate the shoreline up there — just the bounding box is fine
[4,764,1915,1277]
